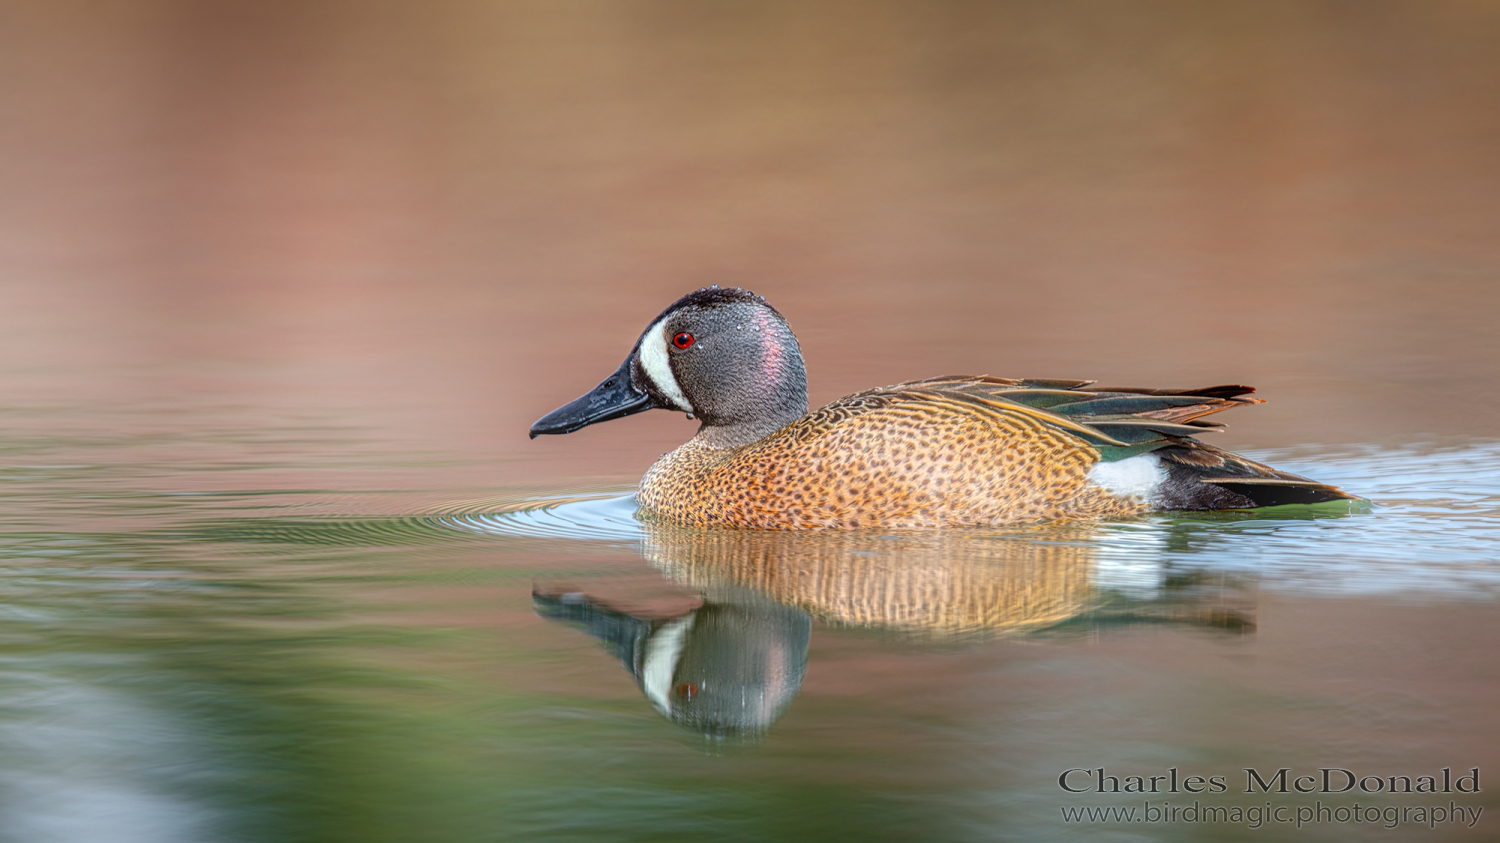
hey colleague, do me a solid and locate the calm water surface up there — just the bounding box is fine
[0,412,1496,842]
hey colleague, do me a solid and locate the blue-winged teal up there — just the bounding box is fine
[530,287,1356,529]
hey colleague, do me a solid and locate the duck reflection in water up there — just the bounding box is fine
[537,517,1258,740]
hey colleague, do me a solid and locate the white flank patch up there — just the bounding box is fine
[1087,454,1166,501]
[639,318,694,413]
[641,614,696,716]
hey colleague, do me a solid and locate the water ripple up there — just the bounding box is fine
[130,442,1500,598]
[425,442,1500,598]
[431,491,643,542]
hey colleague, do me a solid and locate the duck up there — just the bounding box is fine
[529,286,1357,529]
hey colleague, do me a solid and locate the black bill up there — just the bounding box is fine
[529,357,656,438]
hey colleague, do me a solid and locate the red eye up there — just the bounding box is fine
[676,682,698,700]
[672,332,694,349]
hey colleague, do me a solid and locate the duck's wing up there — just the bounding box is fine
[855,376,1357,507]
[858,375,1254,456]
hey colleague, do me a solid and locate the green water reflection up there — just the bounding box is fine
[0,442,1496,842]
[537,516,1269,742]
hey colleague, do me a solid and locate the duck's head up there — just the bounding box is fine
[530,286,808,446]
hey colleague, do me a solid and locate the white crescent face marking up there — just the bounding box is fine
[1086,454,1166,502]
[641,614,696,716]
[639,317,694,413]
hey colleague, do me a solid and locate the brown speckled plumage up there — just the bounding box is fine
[640,378,1153,529]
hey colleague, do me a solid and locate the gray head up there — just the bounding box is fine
[529,287,809,447]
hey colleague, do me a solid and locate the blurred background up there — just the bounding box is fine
[2,0,1497,487]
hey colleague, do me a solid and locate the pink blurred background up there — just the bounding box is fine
[2,0,1497,486]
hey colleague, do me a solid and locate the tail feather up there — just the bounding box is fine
[1199,477,1355,507]
[1155,440,1358,510]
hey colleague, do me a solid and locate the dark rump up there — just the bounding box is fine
[1153,440,1358,510]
